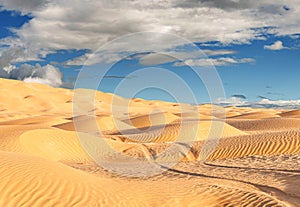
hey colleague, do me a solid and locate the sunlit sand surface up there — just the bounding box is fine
[0,78,300,206]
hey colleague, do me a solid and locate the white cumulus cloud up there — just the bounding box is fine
[264,41,288,50]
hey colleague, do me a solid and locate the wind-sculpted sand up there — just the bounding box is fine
[0,78,300,206]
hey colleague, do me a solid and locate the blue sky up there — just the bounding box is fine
[206,36,300,101]
[0,1,300,107]
[0,10,31,39]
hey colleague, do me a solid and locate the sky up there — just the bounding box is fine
[0,0,300,108]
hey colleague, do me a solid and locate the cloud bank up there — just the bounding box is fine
[1,0,300,59]
[0,47,63,87]
[215,97,300,109]
[0,63,63,87]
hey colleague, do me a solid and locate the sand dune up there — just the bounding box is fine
[53,115,120,133]
[280,109,300,118]
[0,115,68,127]
[121,111,179,129]
[113,120,247,143]
[227,118,300,133]
[0,78,299,206]
[0,151,106,207]
[207,130,300,160]
[0,78,73,114]
[0,125,39,152]
[20,128,90,162]
[228,111,281,119]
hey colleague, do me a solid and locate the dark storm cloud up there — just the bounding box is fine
[232,94,247,99]
[0,47,63,87]
[257,95,271,100]
[174,0,258,10]
[0,0,49,14]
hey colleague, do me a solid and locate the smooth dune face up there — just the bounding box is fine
[53,115,119,133]
[280,109,300,118]
[20,129,90,162]
[0,78,300,207]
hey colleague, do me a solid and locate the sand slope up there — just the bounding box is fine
[280,109,300,118]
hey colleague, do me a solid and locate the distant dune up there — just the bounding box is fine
[280,109,300,118]
[0,78,299,207]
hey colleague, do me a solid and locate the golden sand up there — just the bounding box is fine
[0,78,299,206]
